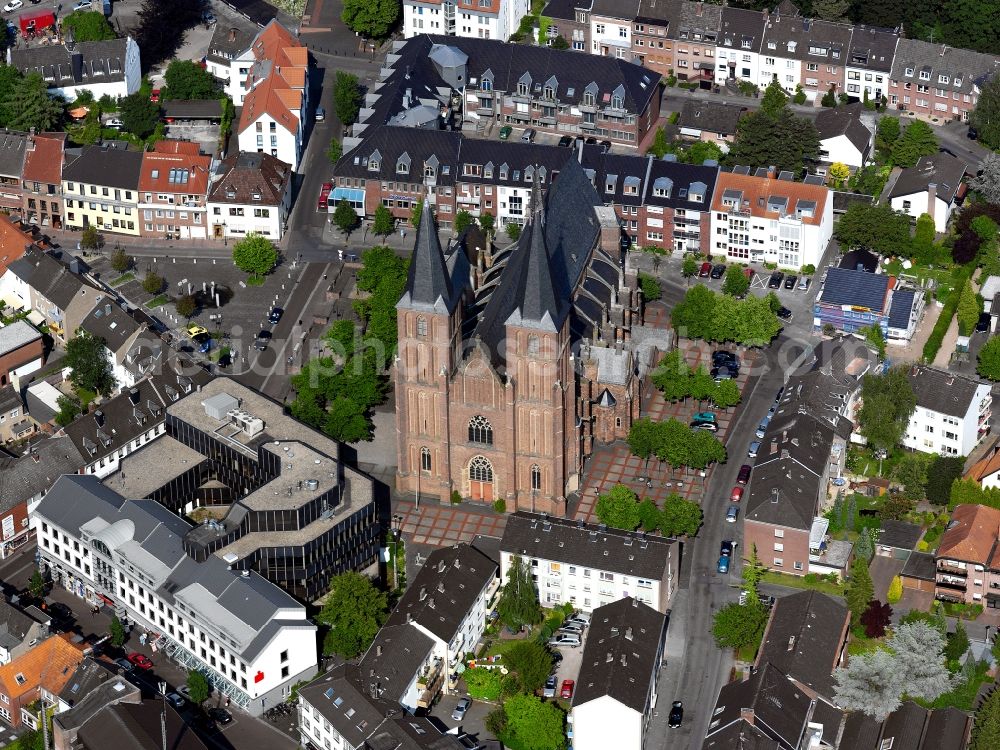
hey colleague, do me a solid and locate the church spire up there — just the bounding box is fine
[401,200,455,312]
[517,175,562,329]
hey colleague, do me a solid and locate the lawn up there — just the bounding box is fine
[145,294,169,309]
[737,626,765,663]
[761,570,846,597]
[75,386,97,408]
[110,272,135,286]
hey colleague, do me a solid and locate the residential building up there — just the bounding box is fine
[394,160,647,511]
[815,102,873,169]
[21,134,66,229]
[713,6,767,87]
[757,10,852,103]
[359,544,498,710]
[499,512,679,612]
[934,503,1000,606]
[0,132,27,213]
[709,169,833,269]
[902,365,991,457]
[77,301,148,389]
[964,439,1000,490]
[206,152,292,241]
[235,21,310,170]
[665,1,723,87]
[0,214,34,276]
[813,267,923,341]
[570,597,666,750]
[754,591,849,699]
[630,0,678,77]
[0,599,50,666]
[73,700,209,750]
[7,38,141,101]
[205,20,260,87]
[0,245,100,342]
[0,635,85,727]
[61,144,142,236]
[34,474,318,713]
[702,662,843,750]
[677,100,744,145]
[589,0,640,61]
[0,320,44,387]
[52,660,142,750]
[402,0,531,41]
[844,25,898,103]
[98,377,380,602]
[137,141,212,240]
[888,152,967,232]
[888,38,1000,122]
[876,519,923,560]
[0,385,32,443]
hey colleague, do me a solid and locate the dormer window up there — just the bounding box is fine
[611,95,624,110]
[484,165,493,179]
[787,41,796,52]
[481,78,492,91]
[741,38,751,49]
[544,85,555,99]
[583,91,596,106]
[397,160,409,175]
[919,70,930,81]
[938,74,949,84]
[499,166,508,180]
[904,66,914,77]
[767,41,776,50]
[517,81,529,95]
[368,158,380,171]
[424,165,436,178]
[524,166,534,183]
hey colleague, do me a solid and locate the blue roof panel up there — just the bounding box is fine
[820,267,890,312]
[888,289,915,329]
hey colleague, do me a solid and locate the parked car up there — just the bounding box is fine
[968,126,979,140]
[165,692,186,709]
[712,350,740,369]
[192,333,211,354]
[565,611,590,626]
[768,272,784,289]
[737,464,752,484]
[784,274,798,289]
[560,680,575,699]
[521,128,537,143]
[208,708,232,725]
[774,386,784,402]
[776,306,793,321]
[186,324,209,339]
[548,634,581,648]
[127,652,153,670]
[499,125,512,141]
[557,623,584,635]
[977,312,992,333]
[693,411,716,423]
[4,0,25,11]
[317,182,333,211]
[726,505,739,523]
[254,330,272,351]
[748,441,760,459]
[720,540,733,556]
[106,118,124,129]
[755,417,770,439]
[114,658,134,673]
[690,419,719,432]
[710,263,726,279]
[730,486,743,502]
[543,675,558,698]
[668,701,683,728]
[798,277,810,291]
[452,697,472,721]
[558,135,574,147]
[268,307,283,324]
[740,590,776,608]
[717,555,730,574]
[699,261,712,277]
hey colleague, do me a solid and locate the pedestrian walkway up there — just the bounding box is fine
[393,501,508,546]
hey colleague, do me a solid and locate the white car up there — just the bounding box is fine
[72,0,92,10]
[548,633,581,648]
[3,1,23,12]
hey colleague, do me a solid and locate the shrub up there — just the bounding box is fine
[923,268,971,362]
[492,498,506,513]
[451,490,462,504]
[801,264,816,275]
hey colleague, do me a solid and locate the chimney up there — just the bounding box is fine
[767,165,777,179]
[437,581,445,593]
[94,410,105,427]
[927,182,937,226]
[620,653,627,667]
[606,651,614,663]
[428,597,436,609]
[376,645,382,657]
[625,627,633,640]
[229,27,238,42]
[419,586,427,601]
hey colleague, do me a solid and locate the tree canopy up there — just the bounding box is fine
[972,73,1000,150]
[845,555,874,625]
[856,366,918,452]
[725,108,819,174]
[163,60,220,100]
[834,202,913,257]
[119,93,161,139]
[978,336,1000,381]
[341,0,400,38]
[185,670,211,704]
[232,233,278,277]
[970,152,1000,204]
[891,119,938,167]
[497,694,566,750]
[317,572,388,658]
[65,330,116,396]
[595,484,643,530]
[1,73,64,133]
[760,80,789,117]
[496,556,542,631]
[712,601,768,649]
[722,264,749,297]
[333,71,362,127]
[62,10,117,41]
[670,285,782,346]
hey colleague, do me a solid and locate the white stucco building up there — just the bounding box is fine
[902,366,991,457]
[889,152,968,233]
[206,152,292,241]
[33,475,318,714]
[403,0,530,40]
[7,37,141,101]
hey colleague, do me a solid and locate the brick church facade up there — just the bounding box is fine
[394,154,654,515]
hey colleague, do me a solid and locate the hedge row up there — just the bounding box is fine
[922,268,972,362]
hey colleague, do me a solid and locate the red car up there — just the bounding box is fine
[698,261,712,277]
[318,182,333,211]
[150,89,161,103]
[731,486,743,502]
[560,679,575,699]
[127,652,153,670]
[744,267,754,281]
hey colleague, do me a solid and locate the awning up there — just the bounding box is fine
[332,188,364,204]
[26,310,45,326]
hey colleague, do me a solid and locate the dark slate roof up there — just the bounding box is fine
[358,623,434,703]
[208,151,291,206]
[839,711,881,750]
[760,14,853,66]
[880,701,928,750]
[299,663,392,749]
[337,127,462,186]
[718,6,767,52]
[400,201,459,314]
[572,598,665,713]
[756,591,847,698]
[10,38,131,89]
[819,267,890,312]
[57,658,118,707]
[887,288,916,329]
[221,0,275,26]
[0,435,84,512]
[78,300,145,354]
[901,551,936,582]
[383,543,497,642]
[890,38,1000,99]
[839,247,879,273]
[832,190,875,213]
[889,152,967,203]
[906,365,985,418]
[161,100,224,120]
[591,0,640,18]
[921,707,972,750]
[847,25,899,73]
[668,0,723,37]
[540,0,581,21]
[878,520,923,550]
[815,103,872,155]
[6,244,95,311]
[77,699,209,750]
[701,721,781,750]
[500,512,676,580]
[0,599,45,651]
[678,100,744,136]
[207,18,260,66]
[0,132,28,179]
[512,184,565,330]
[62,143,142,191]
[745,455,822,531]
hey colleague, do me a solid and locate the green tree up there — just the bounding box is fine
[835,202,913,257]
[926,456,966,505]
[333,71,362,126]
[892,119,938,167]
[119,92,161,138]
[944,620,970,662]
[627,417,660,469]
[110,247,132,273]
[978,336,1000,381]
[464,667,505,700]
[411,199,424,228]
[496,556,542,632]
[341,0,400,38]
[912,213,938,264]
[317,572,388,658]
[62,10,117,41]
[742,545,767,597]
[232,233,278,277]
[595,484,642,531]
[163,60,219,100]
[327,139,343,164]
[29,568,45,599]
[712,601,768,649]
[185,670,211,705]
[857,366,918,452]
[372,204,395,237]
[821,86,838,108]
[142,272,164,295]
[971,683,1000,750]
[956,281,983,336]
[658,493,703,536]
[551,35,569,49]
[174,294,197,319]
[811,0,850,20]
[683,140,724,165]
[637,498,661,533]
[875,115,901,161]
[893,453,927,502]
[65,330,116,396]
[333,199,361,236]
[970,154,1000,206]
[54,395,81,427]
[506,222,522,242]
[638,272,662,302]
[81,225,103,252]
[712,378,742,409]
[971,74,1000,151]
[651,350,692,402]
[1,72,64,133]
[646,125,671,158]
[671,284,717,339]
[722,264,749,297]
[681,255,699,279]
[504,640,553,694]
[760,79,789,118]
[109,615,126,647]
[323,396,372,443]
[887,575,903,604]
[846,555,875,625]
[828,161,850,187]
[792,84,807,105]
[499,694,566,750]
[454,210,474,235]
[725,108,820,174]
[479,212,496,238]
[861,323,886,358]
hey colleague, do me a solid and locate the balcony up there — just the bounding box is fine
[935,589,965,603]
[416,658,445,708]
[935,577,967,591]
[937,562,968,576]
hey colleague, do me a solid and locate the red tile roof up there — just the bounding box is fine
[711,171,829,227]
[22,135,65,186]
[938,504,1000,565]
[138,149,211,195]
[0,635,85,701]
[238,20,307,138]
[152,140,202,156]
[0,215,39,275]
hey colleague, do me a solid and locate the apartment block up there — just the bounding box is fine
[21,134,65,229]
[934,503,1000,607]
[499,512,679,613]
[61,144,142,236]
[902,366,991,457]
[403,0,531,41]
[137,141,211,240]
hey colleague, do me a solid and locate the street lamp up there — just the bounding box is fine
[390,513,403,590]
